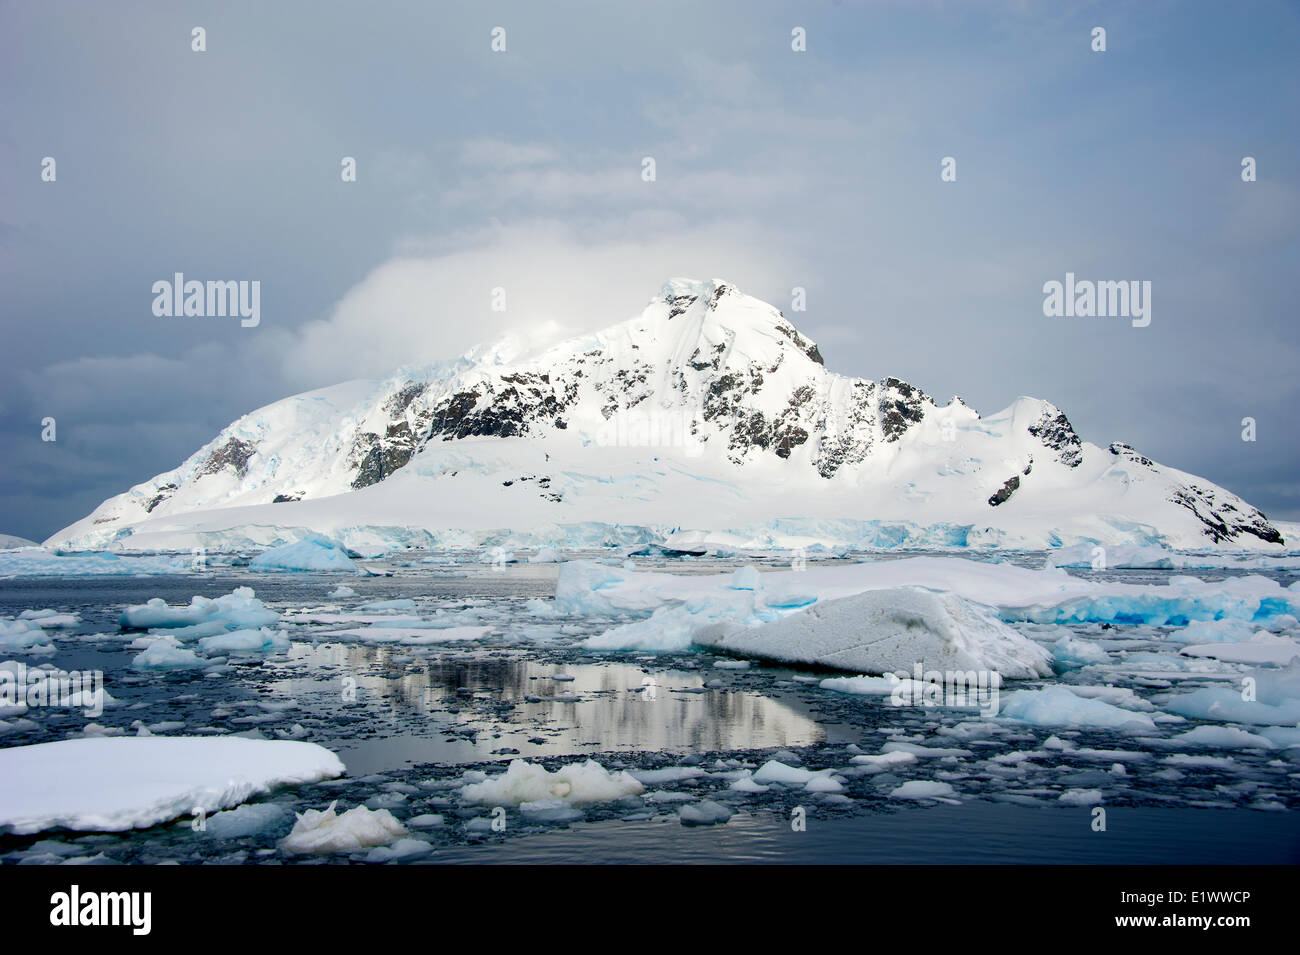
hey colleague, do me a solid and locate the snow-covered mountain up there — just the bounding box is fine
[48,278,1285,553]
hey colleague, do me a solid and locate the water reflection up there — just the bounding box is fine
[267,643,831,774]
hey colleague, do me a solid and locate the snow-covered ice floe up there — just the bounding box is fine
[695,588,1053,679]
[0,737,345,834]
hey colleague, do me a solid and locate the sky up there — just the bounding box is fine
[1,0,1297,543]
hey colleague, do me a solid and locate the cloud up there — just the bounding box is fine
[280,219,803,388]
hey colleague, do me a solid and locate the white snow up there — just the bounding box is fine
[0,737,345,834]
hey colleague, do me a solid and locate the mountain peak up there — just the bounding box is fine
[47,279,1283,552]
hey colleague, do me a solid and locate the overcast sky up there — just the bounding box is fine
[1,0,1297,542]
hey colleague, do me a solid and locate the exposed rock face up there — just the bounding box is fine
[1171,484,1283,545]
[1029,409,1083,468]
[198,438,257,478]
[989,476,1020,507]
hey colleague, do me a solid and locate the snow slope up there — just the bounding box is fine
[47,279,1285,553]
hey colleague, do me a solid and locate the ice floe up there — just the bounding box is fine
[0,737,344,834]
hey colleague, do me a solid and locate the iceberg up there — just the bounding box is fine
[250,536,359,573]
[694,588,1053,679]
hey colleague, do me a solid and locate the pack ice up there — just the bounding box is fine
[0,736,345,834]
[695,588,1053,679]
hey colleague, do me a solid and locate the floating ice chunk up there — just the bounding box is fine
[363,838,433,862]
[729,774,770,793]
[1064,685,1155,711]
[752,760,821,785]
[0,737,344,834]
[629,766,707,786]
[519,798,584,824]
[0,549,191,578]
[1052,634,1110,668]
[696,588,1053,679]
[0,620,56,654]
[120,587,279,632]
[849,751,918,772]
[460,759,644,806]
[328,585,357,599]
[406,813,445,828]
[356,598,416,612]
[279,801,406,855]
[198,627,290,655]
[1059,789,1103,806]
[528,548,562,563]
[19,610,80,628]
[1164,688,1300,726]
[1179,636,1300,666]
[882,741,971,759]
[131,642,204,670]
[805,775,845,793]
[203,803,290,839]
[1167,619,1261,645]
[731,566,762,591]
[820,675,898,695]
[320,625,491,645]
[251,536,358,573]
[999,685,1158,731]
[679,800,734,826]
[1168,726,1274,750]
[889,780,957,800]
